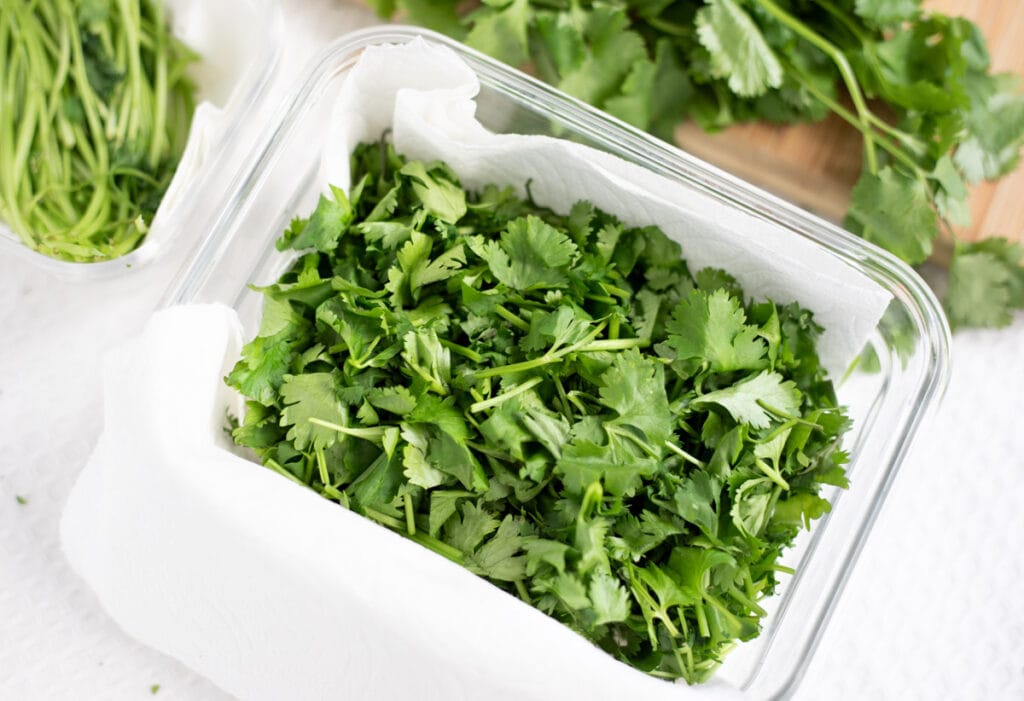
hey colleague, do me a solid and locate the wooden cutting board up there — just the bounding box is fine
[673,0,1024,260]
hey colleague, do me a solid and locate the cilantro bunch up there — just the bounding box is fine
[364,0,1024,329]
[227,141,851,683]
[0,0,196,262]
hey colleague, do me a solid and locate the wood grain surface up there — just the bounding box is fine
[673,0,1024,256]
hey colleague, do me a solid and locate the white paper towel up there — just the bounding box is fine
[61,304,738,701]
[58,39,893,701]
[325,39,892,378]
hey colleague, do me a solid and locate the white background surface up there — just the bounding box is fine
[1,1,1022,699]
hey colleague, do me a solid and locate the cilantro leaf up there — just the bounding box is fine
[664,288,767,373]
[672,472,721,538]
[279,186,353,253]
[853,0,920,26]
[556,6,648,107]
[955,74,1024,183]
[556,436,658,496]
[693,371,802,430]
[475,215,578,290]
[367,386,418,416]
[598,349,672,447]
[279,373,350,451]
[945,239,1024,330]
[771,492,832,531]
[400,161,467,224]
[226,334,296,406]
[589,571,631,625]
[447,502,500,554]
[844,167,938,265]
[466,515,531,581]
[387,232,466,306]
[464,0,531,66]
[731,476,777,538]
[429,431,490,492]
[402,443,447,489]
[695,0,783,98]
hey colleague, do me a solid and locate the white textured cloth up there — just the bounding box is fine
[1,1,1022,699]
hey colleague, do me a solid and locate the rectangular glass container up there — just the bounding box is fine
[166,26,950,698]
[0,0,285,280]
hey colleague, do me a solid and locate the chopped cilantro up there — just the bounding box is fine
[227,140,852,684]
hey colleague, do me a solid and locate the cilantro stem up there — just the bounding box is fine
[627,563,680,642]
[579,481,604,521]
[1,1,194,260]
[315,447,330,486]
[608,425,661,459]
[552,376,574,420]
[363,507,405,530]
[756,401,821,428]
[755,458,790,490]
[470,376,544,413]
[439,338,483,363]
[403,493,416,535]
[514,579,532,604]
[495,304,530,332]
[753,0,878,174]
[473,353,559,379]
[600,283,631,300]
[755,417,818,445]
[409,531,465,564]
[321,484,346,501]
[577,338,648,352]
[694,600,711,639]
[728,587,766,617]
[347,337,382,369]
[779,56,922,173]
[264,459,306,487]
[308,418,388,443]
[564,390,591,415]
[663,441,707,469]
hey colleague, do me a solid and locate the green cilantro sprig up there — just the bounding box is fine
[227,140,851,683]
[363,0,1024,329]
[0,0,196,262]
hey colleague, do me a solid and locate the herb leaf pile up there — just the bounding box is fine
[227,141,852,683]
[362,0,1024,329]
[0,0,196,261]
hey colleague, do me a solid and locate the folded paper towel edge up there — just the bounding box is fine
[376,42,891,377]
